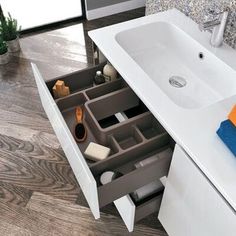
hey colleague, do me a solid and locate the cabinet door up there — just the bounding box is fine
[159,144,236,236]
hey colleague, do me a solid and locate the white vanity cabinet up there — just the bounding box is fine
[88,8,236,233]
[159,144,236,236]
[32,61,236,234]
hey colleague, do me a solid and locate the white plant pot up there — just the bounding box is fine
[0,51,10,65]
[6,37,21,52]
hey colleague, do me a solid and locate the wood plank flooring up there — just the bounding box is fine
[0,192,167,236]
[0,7,168,235]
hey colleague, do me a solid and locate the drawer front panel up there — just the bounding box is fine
[114,195,136,232]
[32,63,100,219]
[159,144,236,236]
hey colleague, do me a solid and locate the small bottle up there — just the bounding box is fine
[130,180,163,202]
[94,71,105,85]
[103,61,118,82]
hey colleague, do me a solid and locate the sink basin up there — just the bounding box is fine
[115,22,236,109]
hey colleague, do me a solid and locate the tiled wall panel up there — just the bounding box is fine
[146,0,236,47]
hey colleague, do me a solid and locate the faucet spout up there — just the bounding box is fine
[199,19,220,31]
[210,10,229,47]
[199,7,230,47]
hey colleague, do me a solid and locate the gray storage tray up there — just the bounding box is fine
[85,87,150,144]
[56,92,119,161]
[46,63,106,96]
[85,79,127,100]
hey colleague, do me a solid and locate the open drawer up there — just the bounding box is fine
[115,192,163,232]
[32,63,174,230]
[110,145,172,232]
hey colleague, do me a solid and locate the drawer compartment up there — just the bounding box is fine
[137,115,166,140]
[46,63,106,96]
[85,88,150,143]
[113,126,143,150]
[32,63,174,230]
[56,92,119,159]
[86,88,148,126]
[85,79,127,99]
[115,192,163,232]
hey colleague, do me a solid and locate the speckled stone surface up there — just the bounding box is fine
[146,0,236,48]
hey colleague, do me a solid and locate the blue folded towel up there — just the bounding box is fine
[217,120,236,157]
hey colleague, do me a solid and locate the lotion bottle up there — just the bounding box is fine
[103,61,118,81]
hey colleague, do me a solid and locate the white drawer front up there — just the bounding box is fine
[159,144,236,236]
[114,195,136,232]
[32,63,100,219]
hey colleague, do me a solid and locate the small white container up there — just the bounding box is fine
[134,154,159,169]
[6,37,21,52]
[103,61,118,81]
[0,51,10,65]
[100,171,116,185]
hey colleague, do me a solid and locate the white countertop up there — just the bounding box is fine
[89,9,236,211]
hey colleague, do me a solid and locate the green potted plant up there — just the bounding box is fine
[0,36,9,65]
[0,13,21,52]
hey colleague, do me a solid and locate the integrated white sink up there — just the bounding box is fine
[115,22,236,109]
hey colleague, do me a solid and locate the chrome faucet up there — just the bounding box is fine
[199,7,230,47]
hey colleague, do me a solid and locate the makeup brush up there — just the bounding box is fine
[74,106,87,143]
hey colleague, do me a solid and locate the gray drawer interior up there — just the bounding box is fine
[45,64,174,222]
[134,191,163,223]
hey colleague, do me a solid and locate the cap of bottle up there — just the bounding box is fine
[96,71,102,76]
[100,171,123,185]
[100,171,115,185]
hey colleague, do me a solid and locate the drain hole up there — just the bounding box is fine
[169,76,187,88]
[199,52,204,60]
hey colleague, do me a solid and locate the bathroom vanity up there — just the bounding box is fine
[33,9,236,236]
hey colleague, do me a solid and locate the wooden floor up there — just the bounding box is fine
[0,8,168,236]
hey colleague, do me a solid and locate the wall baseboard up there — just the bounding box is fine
[86,0,145,20]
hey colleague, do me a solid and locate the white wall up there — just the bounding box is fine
[85,0,145,20]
